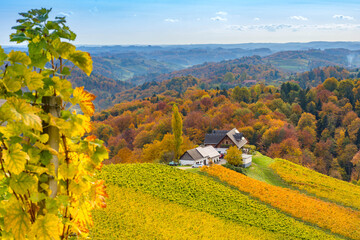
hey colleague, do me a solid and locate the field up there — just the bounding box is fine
[270,158,360,210]
[202,164,360,239]
[91,185,294,240]
[96,163,342,239]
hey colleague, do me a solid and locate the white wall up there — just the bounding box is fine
[180,158,206,166]
[180,160,195,166]
[215,148,227,154]
[242,154,252,165]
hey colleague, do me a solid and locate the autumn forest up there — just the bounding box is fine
[91,73,360,183]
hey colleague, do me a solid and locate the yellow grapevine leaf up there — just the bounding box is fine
[25,71,44,91]
[3,143,29,175]
[68,50,93,76]
[2,76,22,92]
[52,76,73,101]
[59,164,77,180]
[9,172,36,195]
[73,87,96,116]
[8,50,31,65]
[4,97,42,131]
[69,179,90,195]
[4,202,31,240]
[29,214,61,240]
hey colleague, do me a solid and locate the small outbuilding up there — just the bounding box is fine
[179,146,221,166]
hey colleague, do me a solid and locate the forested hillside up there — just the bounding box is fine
[92,78,360,183]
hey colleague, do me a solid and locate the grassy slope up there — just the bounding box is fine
[243,152,289,188]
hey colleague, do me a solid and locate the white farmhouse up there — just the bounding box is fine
[179,146,220,166]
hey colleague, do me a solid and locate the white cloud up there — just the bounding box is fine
[254,17,260,21]
[227,23,360,32]
[290,16,308,21]
[216,11,228,16]
[164,18,179,23]
[333,15,354,20]
[211,16,227,21]
[58,11,74,17]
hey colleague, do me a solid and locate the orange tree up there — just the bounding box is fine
[0,8,108,239]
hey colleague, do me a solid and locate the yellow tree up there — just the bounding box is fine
[225,146,243,166]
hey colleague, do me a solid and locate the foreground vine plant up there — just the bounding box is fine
[0,8,108,239]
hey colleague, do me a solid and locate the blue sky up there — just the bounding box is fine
[0,0,359,45]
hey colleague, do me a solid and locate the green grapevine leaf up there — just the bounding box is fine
[53,40,75,59]
[9,172,36,195]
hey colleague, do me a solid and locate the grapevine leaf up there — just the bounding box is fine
[92,146,109,165]
[4,202,31,240]
[68,50,93,76]
[9,172,36,195]
[69,179,89,195]
[4,97,42,131]
[8,50,31,65]
[26,165,49,175]
[0,46,7,65]
[29,192,46,203]
[28,38,50,68]
[53,40,75,59]
[30,214,61,240]
[3,143,29,175]
[59,164,76,179]
[10,33,32,42]
[72,86,96,116]
[25,71,44,91]
[52,76,73,101]
[2,76,22,92]
[0,122,22,138]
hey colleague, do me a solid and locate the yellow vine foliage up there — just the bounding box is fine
[91,185,292,240]
[99,163,340,240]
[202,164,360,239]
[270,158,360,210]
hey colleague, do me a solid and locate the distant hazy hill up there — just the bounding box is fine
[130,55,285,85]
[91,53,182,82]
[264,48,360,72]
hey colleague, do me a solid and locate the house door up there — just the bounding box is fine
[204,159,207,165]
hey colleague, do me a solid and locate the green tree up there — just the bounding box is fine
[323,77,339,92]
[232,86,250,103]
[225,146,243,166]
[224,72,235,82]
[0,8,108,239]
[172,104,183,160]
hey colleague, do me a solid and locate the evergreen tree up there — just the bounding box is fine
[172,104,183,160]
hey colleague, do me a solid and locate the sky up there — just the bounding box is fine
[0,0,359,45]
